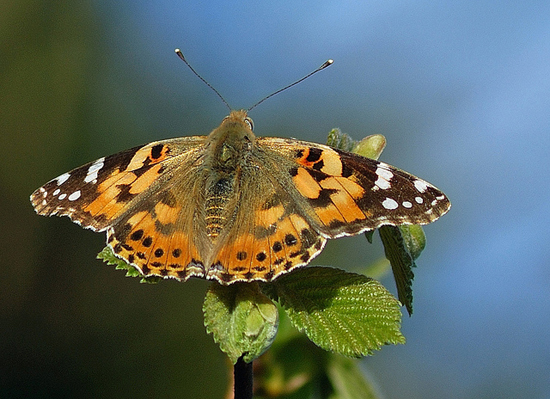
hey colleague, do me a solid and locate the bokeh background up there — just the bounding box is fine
[2,1,550,398]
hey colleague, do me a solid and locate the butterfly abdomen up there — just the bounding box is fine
[205,176,235,238]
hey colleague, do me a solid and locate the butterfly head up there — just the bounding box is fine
[207,110,257,170]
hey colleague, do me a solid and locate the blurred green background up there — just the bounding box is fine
[2,1,550,398]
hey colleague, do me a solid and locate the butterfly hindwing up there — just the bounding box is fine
[207,175,327,283]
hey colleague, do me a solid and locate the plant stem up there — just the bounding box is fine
[234,356,253,399]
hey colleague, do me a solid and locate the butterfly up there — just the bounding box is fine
[30,109,450,284]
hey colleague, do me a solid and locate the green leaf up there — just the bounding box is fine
[203,282,279,364]
[378,225,427,315]
[352,134,386,160]
[326,128,357,152]
[398,224,426,260]
[326,129,387,163]
[363,229,374,244]
[96,246,161,283]
[263,267,405,357]
[326,354,381,399]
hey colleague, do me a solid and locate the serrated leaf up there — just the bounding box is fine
[97,246,160,283]
[378,225,423,315]
[203,282,278,364]
[327,354,381,399]
[263,267,404,357]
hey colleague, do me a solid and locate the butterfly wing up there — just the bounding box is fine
[31,132,450,285]
[206,169,327,283]
[202,137,449,284]
[31,137,212,280]
[257,137,450,237]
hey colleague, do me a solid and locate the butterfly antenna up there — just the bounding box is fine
[175,48,232,111]
[247,59,333,112]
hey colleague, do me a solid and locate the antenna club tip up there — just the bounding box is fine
[319,59,334,70]
[175,49,185,61]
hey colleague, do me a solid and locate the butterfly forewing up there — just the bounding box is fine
[257,138,450,238]
[31,137,207,231]
[31,145,144,230]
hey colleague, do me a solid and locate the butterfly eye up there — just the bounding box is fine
[244,117,254,131]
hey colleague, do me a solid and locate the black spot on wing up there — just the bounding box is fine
[130,229,144,241]
[312,159,324,171]
[115,184,136,203]
[307,168,329,183]
[306,147,322,162]
[308,188,338,208]
[150,144,164,160]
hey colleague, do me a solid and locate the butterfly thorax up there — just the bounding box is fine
[203,110,257,239]
[206,110,256,172]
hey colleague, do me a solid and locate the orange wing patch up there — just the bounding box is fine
[84,172,138,221]
[290,155,369,228]
[319,177,366,222]
[208,196,327,283]
[108,208,204,281]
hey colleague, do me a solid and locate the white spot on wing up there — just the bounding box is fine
[414,179,429,193]
[56,173,71,185]
[68,190,81,201]
[382,198,399,210]
[375,177,391,190]
[402,201,413,208]
[53,189,60,196]
[415,196,424,204]
[84,157,105,184]
[376,164,394,180]
[59,193,67,200]
[84,173,97,183]
[374,165,393,190]
[436,195,445,200]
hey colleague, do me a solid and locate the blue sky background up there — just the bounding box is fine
[2,1,550,398]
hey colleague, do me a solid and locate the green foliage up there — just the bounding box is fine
[250,309,384,399]
[326,354,380,399]
[379,225,426,315]
[262,267,404,357]
[326,129,387,160]
[203,282,278,364]
[97,246,161,284]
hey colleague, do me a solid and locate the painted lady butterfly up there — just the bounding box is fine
[30,108,450,284]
